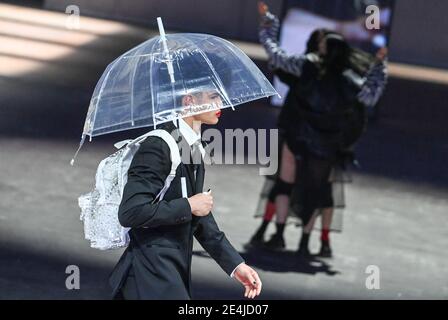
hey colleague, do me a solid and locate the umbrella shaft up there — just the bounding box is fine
[157,17,175,83]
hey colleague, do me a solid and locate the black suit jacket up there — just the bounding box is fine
[108,122,244,299]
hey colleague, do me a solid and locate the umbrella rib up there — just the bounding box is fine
[221,37,278,99]
[122,53,153,59]
[149,39,158,129]
[200,51,234,110]
[183,36,234,111]
[90,63,115,140]
[129,55,142,127]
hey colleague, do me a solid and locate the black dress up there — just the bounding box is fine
[257,11,387,229]
[258,62,364,230]
[280,60,367,161]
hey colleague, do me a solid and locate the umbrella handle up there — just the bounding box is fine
[157,17,175,83]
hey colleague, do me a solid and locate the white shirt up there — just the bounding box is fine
[173,118,205,158]
[172,118,244,278]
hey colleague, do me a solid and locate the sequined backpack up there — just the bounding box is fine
[78,129,181,250]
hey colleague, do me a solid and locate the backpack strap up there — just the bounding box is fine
[148,129,181,201]
[113,130,156,149]
[114,129,181,202]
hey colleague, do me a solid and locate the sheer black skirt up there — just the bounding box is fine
[254,134,350,232]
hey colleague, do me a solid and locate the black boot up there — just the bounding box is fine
[317,240,333,258]
[246,220,269,248]
[297,232,311,259]
[264,233,285,251]
[263,223,286,251]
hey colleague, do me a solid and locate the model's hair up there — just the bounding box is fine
[320,30,376,76]
[275,27,377,82]
[321,32,351,74]
[305,28,326,54]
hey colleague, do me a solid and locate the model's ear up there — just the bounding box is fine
[181,95,195,106]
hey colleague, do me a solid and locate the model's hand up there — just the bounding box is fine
[188,191,213,217]
[258,1,269,16]
[376,47,388,61]
[234,263,262,299]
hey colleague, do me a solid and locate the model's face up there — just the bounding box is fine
[183,91,223,125]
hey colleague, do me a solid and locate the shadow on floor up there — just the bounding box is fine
[0,239,304,299]
[193,248,340,276]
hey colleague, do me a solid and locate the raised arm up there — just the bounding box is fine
[118,137,191,229]
[356,59,388,108]
[258,7,308,77]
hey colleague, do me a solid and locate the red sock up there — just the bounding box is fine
[321,228,330,242]
[263,201,276,221]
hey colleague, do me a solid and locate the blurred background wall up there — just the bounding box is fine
[43,0,283,42]
[387,0,448,69]
[42,0,448,69]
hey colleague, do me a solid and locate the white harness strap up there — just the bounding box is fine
[115,129,181,202]
[148,130,181,201]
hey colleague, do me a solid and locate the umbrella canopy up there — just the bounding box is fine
[70,18,278,165]
[81,30,277,140]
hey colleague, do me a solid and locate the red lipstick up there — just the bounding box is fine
[215,110,222,118]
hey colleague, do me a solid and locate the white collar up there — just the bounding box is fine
[173,118,201,147]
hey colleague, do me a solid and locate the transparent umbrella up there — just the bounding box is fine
[72,18,278,162]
